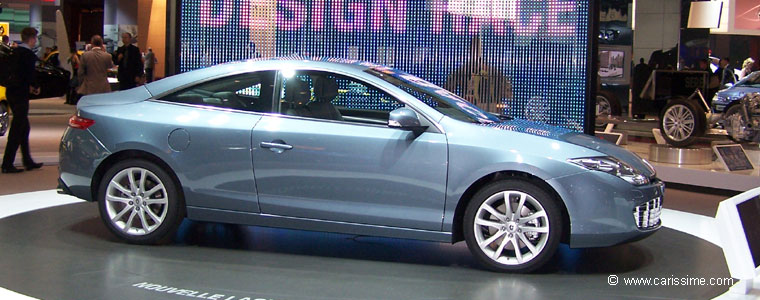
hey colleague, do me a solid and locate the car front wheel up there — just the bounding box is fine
[464,179,562,273]
[97,159,185,244]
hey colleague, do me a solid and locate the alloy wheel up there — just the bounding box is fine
[662,104,696,142]
[105,167,169,236]
[596,95,612,116]
[0,103,8,136]
[472,190,550,265]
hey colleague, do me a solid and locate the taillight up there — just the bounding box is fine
[68,115,95,130]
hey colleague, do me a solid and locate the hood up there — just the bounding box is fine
[716,86,756,101]
[483,119,656,177]
[482,119,574,141]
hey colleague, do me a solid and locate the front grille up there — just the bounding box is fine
[634,197,662,230]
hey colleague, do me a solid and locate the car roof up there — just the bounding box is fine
[144,57,385,97]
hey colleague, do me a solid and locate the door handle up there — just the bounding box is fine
[260,140,293,152]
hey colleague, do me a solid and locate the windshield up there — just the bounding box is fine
[736,72,760,87]
[365,68,500,124]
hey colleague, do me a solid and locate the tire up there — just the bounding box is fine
[596,91,621,116]
[97,159,185,244]
[595,91,621,127]
[659,97,706,147]
[463,179,562,273]
[0,101,9,137]
[723,105,751,142]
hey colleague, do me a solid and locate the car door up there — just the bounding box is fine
[251,69,448,231]
[156,71,277,213]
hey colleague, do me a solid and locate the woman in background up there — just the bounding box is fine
[65,47,81,104]
[739,57,755,80]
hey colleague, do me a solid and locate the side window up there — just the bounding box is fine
[163,71,276,113]
[279,71,404,125]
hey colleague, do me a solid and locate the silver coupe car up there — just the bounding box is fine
[58,58,663,273]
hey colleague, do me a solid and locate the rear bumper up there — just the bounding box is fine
[57,178,74,196]
[58,127,110,202]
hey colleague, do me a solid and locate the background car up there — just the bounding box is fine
[58,58,663,273]
[711,72,760,141]
[713,71,760,113]
[32,62,70,99]
[0,63,69,136]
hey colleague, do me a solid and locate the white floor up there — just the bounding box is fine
[0,191,757,299]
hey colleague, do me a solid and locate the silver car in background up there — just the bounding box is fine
[58,58,663,272]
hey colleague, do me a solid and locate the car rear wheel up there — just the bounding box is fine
[0,101,9,136]
[464,179,562,273]
[98,159,184,244]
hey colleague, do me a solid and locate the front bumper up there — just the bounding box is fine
[548,171,665,248]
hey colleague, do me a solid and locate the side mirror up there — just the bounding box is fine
[388,107,428,133]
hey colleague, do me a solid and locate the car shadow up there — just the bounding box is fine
[70,217,654,275]
[61,210,656,275]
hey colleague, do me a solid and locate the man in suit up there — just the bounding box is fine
[2,27,43,173]
[113,32,143,90]
[632,58,653,119]
[716,57,736,87]
[78,35,113,96]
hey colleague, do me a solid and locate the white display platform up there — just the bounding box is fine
[623,142,760,192]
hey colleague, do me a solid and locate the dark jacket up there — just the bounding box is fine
[8,45,38,92]
[114,43,143,81]
[719,65,736,86]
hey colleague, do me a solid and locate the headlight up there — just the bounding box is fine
[641,158,656,177]
[568,156,649,185]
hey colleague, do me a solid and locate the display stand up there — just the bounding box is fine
[715,187,760,295]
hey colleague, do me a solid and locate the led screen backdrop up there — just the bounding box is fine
[178,0,593,131]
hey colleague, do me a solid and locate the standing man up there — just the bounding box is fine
[78,35,113,96]
[631,58,652,119]
[113,32,143,90]
[144,47,157,83]
[716,57,736,87]
[2,27,43,173]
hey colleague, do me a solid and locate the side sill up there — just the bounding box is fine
[186,206,453,243]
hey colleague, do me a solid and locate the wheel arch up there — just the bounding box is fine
[722,100,744,113]
[450,170,571,245]
[91,149,183,202]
